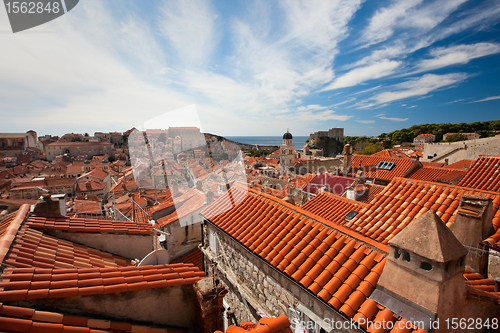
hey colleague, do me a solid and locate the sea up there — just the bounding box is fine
[226,136,309,149]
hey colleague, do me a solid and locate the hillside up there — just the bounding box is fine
[384,120,500,144]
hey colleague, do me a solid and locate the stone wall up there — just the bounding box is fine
[202,222,362,333]
[422,135,500,164]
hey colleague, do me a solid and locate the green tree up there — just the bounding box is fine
[359,143,383,155]
[444,133,467,142]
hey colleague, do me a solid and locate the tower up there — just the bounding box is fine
[280,129,295,175]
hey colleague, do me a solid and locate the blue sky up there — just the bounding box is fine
[0,0,499,137]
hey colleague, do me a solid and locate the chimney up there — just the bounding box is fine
[32,194,67,216]
[205,191,214,205]
[342,143,352,176]
[355,170,366,184]
[371,211,468,332]
[345,184,367,201]
[449,194,494,276]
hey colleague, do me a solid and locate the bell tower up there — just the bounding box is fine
[280,129,295,175]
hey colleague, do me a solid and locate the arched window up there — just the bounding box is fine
[394,248,401,259]
[403,251,411,262]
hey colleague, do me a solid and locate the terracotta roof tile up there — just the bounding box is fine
[405,166,465,183]
[0,263,204,302]
[156,190,205,228]
[26,215,153,235]
[0,302,182,332]
[348,156,416,182]
[174,249,203,271]
[4,225,133,270]
[223,315,290,333]
[443,159,474,170]
[201,184,390,322]
[343,178,500,245]
[457,156,500,192]
[301,192,366,224]
[303,174,355,196]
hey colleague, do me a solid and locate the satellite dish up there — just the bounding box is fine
[138,249,170,266]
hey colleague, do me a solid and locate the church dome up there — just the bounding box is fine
[283,130,293,140]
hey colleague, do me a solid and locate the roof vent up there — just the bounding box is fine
[376,161,395,171]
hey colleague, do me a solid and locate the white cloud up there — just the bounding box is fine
[373,73,468,104]
[356,120,375,124]
[469,95,500,103]
[361,0,468,47]
[415,43,500,72]
[361,0,422,46]
[157,0,219,66]
[378,116,408,122]
[322,60,400,91]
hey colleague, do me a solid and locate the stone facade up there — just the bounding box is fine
[309,128,344,141]
[423,135,500,164]
[202,221,362,333]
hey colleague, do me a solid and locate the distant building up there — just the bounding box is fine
[443,132,480,141]
[45,141,113,161]
[309,127,344,141]
[413,133,435,145]
[0,130,38,157]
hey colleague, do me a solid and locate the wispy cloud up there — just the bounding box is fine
[378,116,408,122]
[157,0,219,66]
[322,60,400,91]
[372,73,468,104]
[442,98,468,105]
[414,42,500,73]
[469,95,500,103]
[356,120,375,124]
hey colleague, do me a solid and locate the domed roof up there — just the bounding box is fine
[283,129,292,140]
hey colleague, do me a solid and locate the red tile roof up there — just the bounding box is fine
[371,149,411,159]
[343,178,500,245]
[0,263,205,302]
[303,174,355,196]
[156,190,205,228]
[75,180,106,192]
[443,159,474,170]
[0,302,178,333]
[463,270,500,303]
[221,315,291,333]
[0,205,29,264]
[26,215,154,235]
[5,225,132,269]
[201,185,390,320]
[456,156,500,192]
[301,192,366,224]
[348,155,416,182]
[174,249,203,271]
[404,166,465,183]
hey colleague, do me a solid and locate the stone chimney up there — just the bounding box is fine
[193,278,227,333]
[355,170,366,184]
[342,143,352,176]
[371,211,468,332]
[32,194,67,216]
[205,191,214,205]
[449,194,494,276]
[345,184,367,201]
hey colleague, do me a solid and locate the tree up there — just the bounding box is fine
[108,156,116,162]
[444,133,467,142]
[84,133,89,137]
[359,143,383,155]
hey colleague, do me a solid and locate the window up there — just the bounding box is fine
[420,262,432,271]
[208,228,218,254]
[403,251,411,262]
[376,161,395,170]
[394,248,401,259]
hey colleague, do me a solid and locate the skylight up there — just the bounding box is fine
[376,161,395,171]
[345,210,358,221]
